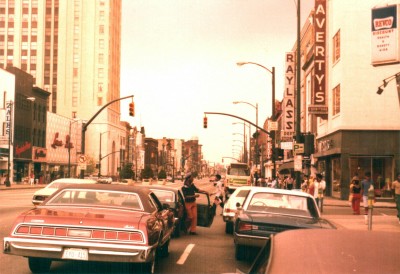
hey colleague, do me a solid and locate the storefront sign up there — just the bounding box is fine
[33,147,47,162]
[309,0,328,116]
[282,52,295,137]
[371,4,400,65]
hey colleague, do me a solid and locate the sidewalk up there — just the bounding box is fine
[324,197,399,233]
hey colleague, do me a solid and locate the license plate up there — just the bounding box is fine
[62,248,88,260]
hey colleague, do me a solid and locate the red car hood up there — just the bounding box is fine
[21,206,147,230]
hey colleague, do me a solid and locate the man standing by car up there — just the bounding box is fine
[313,173,326,213]
[182,173,208,235]
[213,174,225,212]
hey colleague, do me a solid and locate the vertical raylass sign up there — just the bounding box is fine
[282,52,295,140]
[309,0,328,116]
[371,4,400,65]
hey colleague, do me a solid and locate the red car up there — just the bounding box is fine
[3,184,175,274]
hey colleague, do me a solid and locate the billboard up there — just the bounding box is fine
[371,4,400,65]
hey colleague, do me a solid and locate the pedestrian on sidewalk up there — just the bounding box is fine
[391,173,400,224]
[361,171,374,218]
[350,176,361,215]
[313,173,326,213]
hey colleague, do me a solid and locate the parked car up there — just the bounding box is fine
[97,176,112,184]
[139,184,216,237]
[234,187,336,260]
[31,178,97,206]
[5,184,175,274]
[222,186,252,234]
[246,229,400,274]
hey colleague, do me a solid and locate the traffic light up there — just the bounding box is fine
[129,102,135,117]
[272,148,284,160]
[203,116,207,128]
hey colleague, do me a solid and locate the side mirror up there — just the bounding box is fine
[236,202,242,209]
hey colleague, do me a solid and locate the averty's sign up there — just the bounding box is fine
[371,4,400,65]
[282,52,295,137]
[309,0,328,116]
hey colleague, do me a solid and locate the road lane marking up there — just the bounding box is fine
[176,243,195,265]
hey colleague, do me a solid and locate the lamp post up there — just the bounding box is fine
[233,101,258,168]
[68,119,79,177]
[236,62,276,179]
[233,122,250,164]
[98,131,110,178]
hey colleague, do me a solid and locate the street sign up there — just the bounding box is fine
[294,143,304,154]
[268,121,278,131]
[294,155,302,171]
[78,155,87,163]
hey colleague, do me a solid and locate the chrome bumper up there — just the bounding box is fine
[233,233,268,248]
[3,237,156,263]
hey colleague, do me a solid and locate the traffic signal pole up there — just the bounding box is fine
[204,112,270,136]
[80,95,134,179]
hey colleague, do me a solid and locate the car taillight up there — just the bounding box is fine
[238,221,252,232]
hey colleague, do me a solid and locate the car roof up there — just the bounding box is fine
[246,186,313,198]
[49,178,97,184]
[261,229,400,273]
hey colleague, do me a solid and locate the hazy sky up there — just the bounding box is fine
[120,0,314,164]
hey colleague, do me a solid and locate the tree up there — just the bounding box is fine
[142,166,154,179]
[120,163,134,179]
[158,169,166,179]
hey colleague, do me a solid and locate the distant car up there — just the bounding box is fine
[247,229,400,274]
[139,185,216,237]
[234,187,336,260]
[97,177,112,184]
[31,178,97,206]
[5,184,175,274]
[222,186,252,234]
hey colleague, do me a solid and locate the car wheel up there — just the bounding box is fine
[225,222,233,234]
[235,244,246,261]
[173,223,180,238]
[157,239,170,258]
[141,259,156,274]
[28,257,51,273]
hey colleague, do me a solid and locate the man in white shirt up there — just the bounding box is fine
[313,173,326,213]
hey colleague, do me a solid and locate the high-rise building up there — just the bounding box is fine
[0,0,123,177]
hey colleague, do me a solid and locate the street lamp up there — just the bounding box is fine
[98,131,110,178]
[233,101,259,168]
[68,119,79,177]
[233,122,250,164]
[236,62,276,179]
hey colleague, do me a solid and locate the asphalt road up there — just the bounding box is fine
[1,181,398,273]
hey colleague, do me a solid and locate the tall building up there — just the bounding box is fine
[0,0,123,177]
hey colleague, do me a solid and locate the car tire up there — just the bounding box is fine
[235,244,245,261]
[225,222,233,234]
[157,239,170,258]
[28,257,51,273]
[141,259,156,274]
[173,224,180,238]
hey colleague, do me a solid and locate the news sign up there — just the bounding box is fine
[371,4,400,65]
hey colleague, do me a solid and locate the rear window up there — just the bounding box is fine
[47,189,144,210]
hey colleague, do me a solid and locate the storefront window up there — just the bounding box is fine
[332,157,341,198]
[349,157,393,199]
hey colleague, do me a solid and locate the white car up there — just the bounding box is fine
[32,178,97,205]
[222,186,252,234]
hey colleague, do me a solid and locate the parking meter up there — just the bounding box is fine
[367,185,374,230]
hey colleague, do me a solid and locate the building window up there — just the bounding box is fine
[98,53,104,64]
[332,84,340,116]
[99,39,104,49]
[332,30,340,64]
[99,25,104,34]
[72,96,78,107]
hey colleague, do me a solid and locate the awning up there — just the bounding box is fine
[278,161,294,174]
